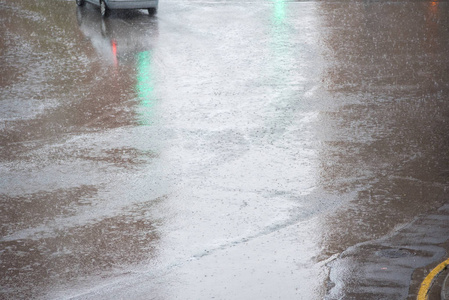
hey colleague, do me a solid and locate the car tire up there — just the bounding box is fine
[76,0,85,6]
[100,0,109,17]
[148,7,157,15]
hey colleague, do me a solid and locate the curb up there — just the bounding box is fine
[417,258,449,300]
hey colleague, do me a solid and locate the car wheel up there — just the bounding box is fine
[148,7,157,15]
[100,0,109,17]
[76,0,85,6]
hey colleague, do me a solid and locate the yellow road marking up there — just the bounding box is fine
[417,258,449,300]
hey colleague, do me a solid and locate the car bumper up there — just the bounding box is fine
[106,0,158,9]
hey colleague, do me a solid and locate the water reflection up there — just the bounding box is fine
[272,0,286,25]
[76,5,159,66]
[316,0,449,259]
[136,50,156,126]
[77,5,159,126]
[267,0,321,199]
[0,2,162,299]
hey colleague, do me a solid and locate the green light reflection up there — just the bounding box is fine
[136,50,155,126]
[273,0,286,25]
[270,0,289,85]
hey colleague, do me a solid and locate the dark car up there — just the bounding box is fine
[76,0,158,17]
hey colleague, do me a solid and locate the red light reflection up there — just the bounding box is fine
[111,40,118,67]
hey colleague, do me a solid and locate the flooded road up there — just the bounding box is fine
[1,0,449,299]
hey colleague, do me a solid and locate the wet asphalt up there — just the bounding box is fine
[1,0,449,299]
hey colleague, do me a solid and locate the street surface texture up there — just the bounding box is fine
[1,0,449,299]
